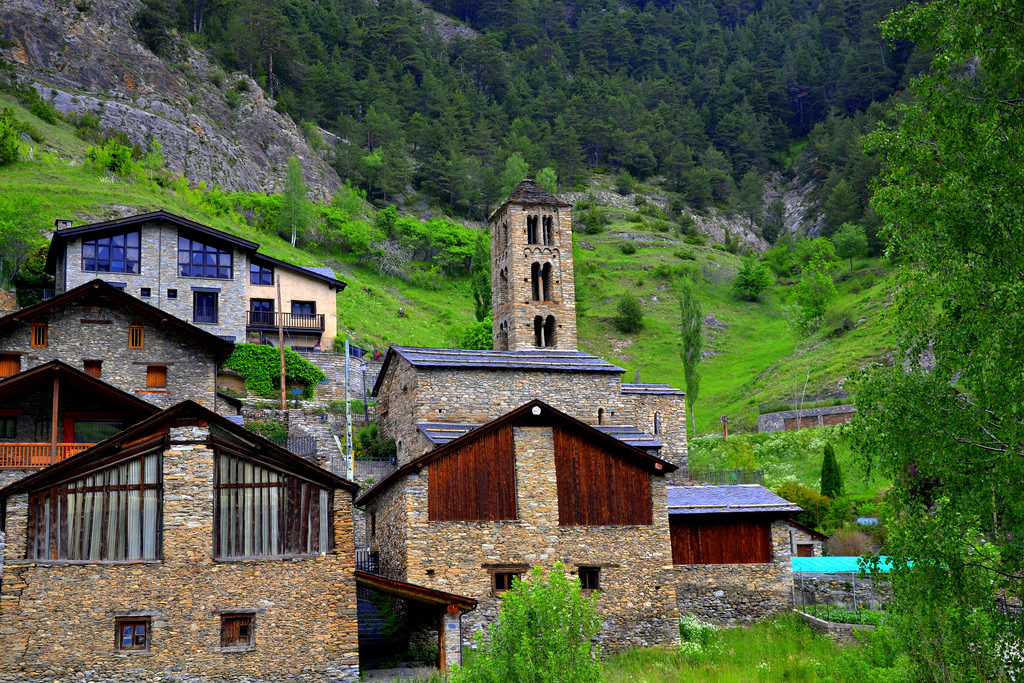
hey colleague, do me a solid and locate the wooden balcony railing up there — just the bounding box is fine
[246,311,325,332]
[0,443,92,469]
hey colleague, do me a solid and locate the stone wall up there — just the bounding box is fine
[0,426,360,681]
[794,573,891,611]
[367,425,680,652]
[59,220,248,342]
[757,405,857,432]
[674,519,794,625]
[490,202,577,352]
[297,352,382,403]
[0,299,220,410]
[376,358,687,473]
[797,610,876,644]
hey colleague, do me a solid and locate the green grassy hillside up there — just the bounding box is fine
[0,95,896,435]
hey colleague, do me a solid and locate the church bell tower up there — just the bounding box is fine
[489,179,578,351]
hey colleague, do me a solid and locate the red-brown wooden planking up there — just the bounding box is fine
[670,515,771,564]
[427,422,517,521]
[553,424,652,526]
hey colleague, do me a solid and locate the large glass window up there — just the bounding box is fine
[82,231,140,274]
[250,299,274,325]
[250,263,274,285]
[193,291,218,324]
[28,452,161,561]
[215,451,332,558]
[178,237,232,279]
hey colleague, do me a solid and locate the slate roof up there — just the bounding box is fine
[416,421,663,449]
[490,178,571,219]
[666,484,802,515]
[620,383,685,396]
[302,266,339,279]
[373,346,624,395]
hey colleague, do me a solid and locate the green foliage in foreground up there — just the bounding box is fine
[821,442,843,499]
[604,614,910,682]
[222,343,325,400]
[452,563,602,683]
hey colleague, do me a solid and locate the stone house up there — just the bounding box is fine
[0,279,234,411]
[45,210,346,350]
[668,484,804,624]
[0,359,159,487]
[787,517,828,557]
[356,399,681,652]
[0,400,362,681]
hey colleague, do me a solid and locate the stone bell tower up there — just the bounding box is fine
[489,179,578,351]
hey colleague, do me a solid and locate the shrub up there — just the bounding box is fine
[577,205,608,234]
[457,317,493,350]
[356,423,397,460]
[0,108,19,165]
[679,614,718,647]
[86,139,136,176]
[222,343,325,400]
[777,482,832,529]
[451,563,602,683]
[825,528,874,556]
[409,264,443,290]
[244,420,288,441]
[28,99,60,125]
[615,170,636,195]
[674,248,696,260]
[676,212,698,237]
[620,242,637,255]
[225,88,240,110]
[732,256,774,301]
[208,65,226,88]
[613,293,644,333]
[683,233,706,246]
[653,219,672,232]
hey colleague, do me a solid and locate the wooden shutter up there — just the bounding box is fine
[146,365,167,388]
[0,354,20,377]
[83,360,102,378]
[670,516,772,564]
[129,324,144,349]
[31,322,47,348]
[427,423,517,521]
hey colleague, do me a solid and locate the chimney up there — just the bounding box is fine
[54,218,72,231]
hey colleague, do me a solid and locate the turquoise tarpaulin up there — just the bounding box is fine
[791,556,895,573]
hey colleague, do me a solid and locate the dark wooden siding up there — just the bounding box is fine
[670,515,772,564]
[428,423,517,521]
[553,424,652,526]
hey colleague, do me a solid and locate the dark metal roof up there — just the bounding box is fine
[667,485,802,515]
[0,279,235,362]
[249,252,347,290]
[490,178,571,219]
[417,421,662,449]
[620,383,685,396]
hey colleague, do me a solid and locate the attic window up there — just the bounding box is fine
[84,360,102,378]
[31,322,47,348]
[129,323,145,349]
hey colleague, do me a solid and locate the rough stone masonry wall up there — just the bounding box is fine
[490,203,577,352]
[297,353,383,404]
[0,427,359,681]
[368,479,408,582]
[60,221,248,341]
[376,359,688,473]
[757,405,857,433]
[384,425,679,652]
[0,300,219,410]
[675,519,794,625]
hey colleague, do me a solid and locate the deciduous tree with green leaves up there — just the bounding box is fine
[831,222,868,270]
[280,156,313,247]
[853,0,1024,677]
[679,278,703,438]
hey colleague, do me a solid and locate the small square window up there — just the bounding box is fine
[167,289,177,299]
[83,360,102,378]
[140,287,151,297]
[492,570,522,595]
[115,617,150,652]
[221,614,254,649]
[147,365,167,388]
[579,567,600,592]
[0,417,16,439]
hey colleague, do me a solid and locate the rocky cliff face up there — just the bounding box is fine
[1,0,341,198]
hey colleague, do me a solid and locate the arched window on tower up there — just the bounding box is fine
[654,412,662,435]
[531,263,541,301]
[527,216,539,244]
[542,215,554,245]
[541,263,552,301]
[499,321,509,350]
[544,315,556,347]
[503,222,510,246]
[598,408,605,425]
[534,316,545,347]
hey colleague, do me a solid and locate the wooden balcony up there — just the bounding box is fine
[246,311,325,333]
[0,443,92,469]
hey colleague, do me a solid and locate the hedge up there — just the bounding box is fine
[223,343,325,400]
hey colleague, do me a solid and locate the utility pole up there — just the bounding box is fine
[720,415,729,440]
[277,278,286,411]
[345,339,354,481]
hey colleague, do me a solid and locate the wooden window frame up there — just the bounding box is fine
[796,543,814,558]
[115,617,151,652]
[0,353,21,378]
[83,360,102,378]
[129,324,145,350]
[220,613,255,650]
[31,322,47,348]
[578,566,600,592]
[146,365,167,389]
[0,416,16,439]
[487,564,529,596]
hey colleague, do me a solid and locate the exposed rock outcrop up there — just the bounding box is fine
[0,0,341,198]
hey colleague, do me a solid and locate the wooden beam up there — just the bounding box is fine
[50,371,59,464]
